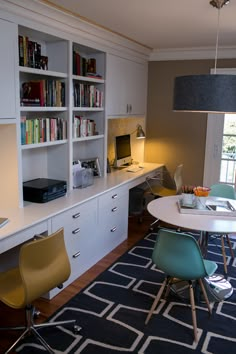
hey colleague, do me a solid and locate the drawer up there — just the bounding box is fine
[51,198,97,231]
[98,185,128,207]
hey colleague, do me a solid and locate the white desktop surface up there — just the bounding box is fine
[148,195,236,233]
[0,163,163,252]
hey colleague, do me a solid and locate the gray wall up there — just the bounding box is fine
[145,58,236,186]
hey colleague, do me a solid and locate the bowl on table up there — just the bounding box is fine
[193,186,211,197]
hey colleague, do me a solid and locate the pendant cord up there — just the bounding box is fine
[214,8,221,74]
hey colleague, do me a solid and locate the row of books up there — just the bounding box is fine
[73,83,103,108]
[21,117,67,145]
[18,35,48,70]
[73,115,97,138]
[21,80,65,107]
[73,50,97,76]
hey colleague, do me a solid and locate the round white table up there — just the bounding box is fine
[147,195,236,300]
[148,195,236,234]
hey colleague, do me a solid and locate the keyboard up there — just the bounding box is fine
[126,165,144,173]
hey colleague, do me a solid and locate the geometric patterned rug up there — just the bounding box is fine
[16,232,236,354]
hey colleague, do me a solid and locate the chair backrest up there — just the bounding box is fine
[209,183,236,200]
[19,228,71,306]
[173,164,183,194]
[152,229,208,280]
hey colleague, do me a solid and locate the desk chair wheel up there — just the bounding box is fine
[74,324,82,333]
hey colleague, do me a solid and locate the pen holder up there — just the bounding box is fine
[182,193,195,206]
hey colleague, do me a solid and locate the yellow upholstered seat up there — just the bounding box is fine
[0,228,78,354]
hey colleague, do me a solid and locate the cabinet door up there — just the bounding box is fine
[106,54,147,117]
[0,19,17,119]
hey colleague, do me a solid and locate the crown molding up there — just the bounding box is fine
[149,46,236,61]
[1,0,151,62]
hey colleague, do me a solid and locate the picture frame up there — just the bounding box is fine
[79,157,102,177]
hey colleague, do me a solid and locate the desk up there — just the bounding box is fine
[0,163,163,299]
[147,195,235,300]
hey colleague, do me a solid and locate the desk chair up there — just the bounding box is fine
[146,164,183,229]
[209,183,235,274]
[0,228,78,354]
[145,229,218,342]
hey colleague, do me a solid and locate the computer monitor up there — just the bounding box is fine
[114,134,132,167]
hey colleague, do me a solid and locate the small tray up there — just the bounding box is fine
[178,198,236,217]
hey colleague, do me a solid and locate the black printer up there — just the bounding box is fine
[23,178,67,203]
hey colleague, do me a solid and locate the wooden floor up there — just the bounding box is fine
[0,214,155,353]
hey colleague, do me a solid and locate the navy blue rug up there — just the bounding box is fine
[16,232,236,353]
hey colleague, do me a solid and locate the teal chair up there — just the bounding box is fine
[209,183,235,274]
[145,229,218,342]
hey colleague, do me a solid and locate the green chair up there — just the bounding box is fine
[145,229,218,342]
[209,183,235,274]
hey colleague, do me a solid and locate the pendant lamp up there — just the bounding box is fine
[173,0,236,113]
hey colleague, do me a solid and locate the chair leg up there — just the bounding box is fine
[145,277,167,325]
[225,234,235,259]
[2,304,78,354]
[198,279,212,315]
[221,235,228,274]
[189,281,198,342]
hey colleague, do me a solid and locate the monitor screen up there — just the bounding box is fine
[114,134,132,167]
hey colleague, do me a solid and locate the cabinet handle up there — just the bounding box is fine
[72,228,80,234]
[126,104,129,113]
[112,194,118,199]
[110,226,117,232]
[111,206,118,212]
[72,212,80,219]
[73,251,81,258]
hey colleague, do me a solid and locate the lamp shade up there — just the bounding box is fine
[173,74,236,113]
[136,124,145,139]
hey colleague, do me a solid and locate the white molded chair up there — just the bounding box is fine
[209,183,235,274]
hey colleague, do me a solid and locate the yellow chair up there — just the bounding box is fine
[146,164,183,229]
[146,164,183,198]
[0,228,78,354]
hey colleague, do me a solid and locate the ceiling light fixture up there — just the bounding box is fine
[173,0,236,114]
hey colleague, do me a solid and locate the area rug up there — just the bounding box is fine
[16,232,236,354]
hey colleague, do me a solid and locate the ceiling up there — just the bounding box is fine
[42,0,236,52]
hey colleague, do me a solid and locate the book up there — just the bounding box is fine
[0,217,9,229]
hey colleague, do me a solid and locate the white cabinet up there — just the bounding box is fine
[0,19,17,120]
[51,198,98,297]
[106,54,148,117]
[97,186,129,258]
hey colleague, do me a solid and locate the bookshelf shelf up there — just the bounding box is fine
[72,107,104,112]
[72,75,105,84]
[19,67,68,79]
[20,107,68,112]
[21,139,67,150]
[72,135,104,143]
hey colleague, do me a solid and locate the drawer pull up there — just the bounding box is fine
[73,251,81,258]
[111,207,118,212]
[72,212,80,219]
[72,228,80,234]
[110,226,117,232]
[112,194,118,199]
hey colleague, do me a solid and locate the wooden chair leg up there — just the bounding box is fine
[189,281,198,342]
[221,235,228,274]
[145,277,167,325]
[225,234,235,259]
[198,278,212,315]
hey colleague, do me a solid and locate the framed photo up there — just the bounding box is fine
[80,157,102,177]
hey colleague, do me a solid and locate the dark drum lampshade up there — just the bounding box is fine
[173,74,236,113]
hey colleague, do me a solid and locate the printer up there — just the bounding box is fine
[23,178,67,203]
